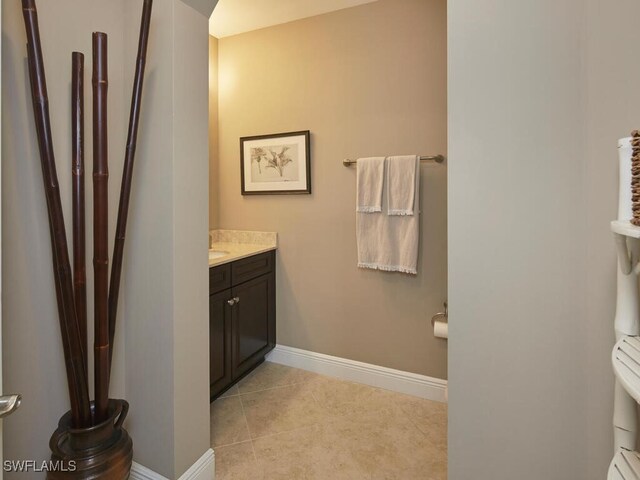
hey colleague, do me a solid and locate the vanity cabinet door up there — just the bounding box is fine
[210,289,232,399]
[231,272,275,380]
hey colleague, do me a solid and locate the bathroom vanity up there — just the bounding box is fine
[209,232,277,401]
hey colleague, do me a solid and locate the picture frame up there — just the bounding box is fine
[240,130,311,195]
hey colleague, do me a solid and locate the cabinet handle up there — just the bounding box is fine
[227,298,236,306]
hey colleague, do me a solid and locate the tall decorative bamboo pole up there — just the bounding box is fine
[109,0,154,370]
[92,32,110,423]
[22,0,91,428]
[72,52,87,378]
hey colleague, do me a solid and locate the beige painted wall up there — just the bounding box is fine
[2,0,211,477]
[448,0,639,478]
[210,36,220,229]
[171,1,210,474]
[123,0,210,477]
[448,0,588,476]
[2,0,127,468]
[212,0,448,379]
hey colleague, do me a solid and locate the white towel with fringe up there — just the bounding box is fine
[387,155,419,215]
[356,157,385,213]
[356,157,420,275]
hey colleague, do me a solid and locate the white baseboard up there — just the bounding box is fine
[266,344,447,403]
[131,448,215,480]
[130,463,167,480]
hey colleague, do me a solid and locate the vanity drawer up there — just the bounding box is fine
[231,251,274,285]
[209,263,231,294]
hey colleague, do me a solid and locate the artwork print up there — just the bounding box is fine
[250,144,300,182]
[240,131,311,195]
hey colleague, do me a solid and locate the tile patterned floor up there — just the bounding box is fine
[211,362,447,479]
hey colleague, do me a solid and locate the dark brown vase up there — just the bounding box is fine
[48,399,133,480]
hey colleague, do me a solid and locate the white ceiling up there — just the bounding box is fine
[209,0,379,38]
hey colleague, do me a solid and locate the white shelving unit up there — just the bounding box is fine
[612,221,640,239]
[609,449,640,479]
[609,220,640,479]
[613,336,640,403]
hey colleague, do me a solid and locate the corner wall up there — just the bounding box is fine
[172,2,210,475]
[214,0,448,380]
[448,0,630,478]
[2,1,211,477]
[209,36,219,229]
[2,0,128,467]
[123,0,210,477]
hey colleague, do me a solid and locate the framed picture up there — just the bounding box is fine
[240,130,311,195]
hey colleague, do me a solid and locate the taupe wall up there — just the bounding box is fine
[212,0,448,379]
[448,0,638,478]
[2,0,211,477]
[171,2,210,474]
[2,0,127,468]
[448,0,587,477]
[122,0,210,477]
[209,36,220,229]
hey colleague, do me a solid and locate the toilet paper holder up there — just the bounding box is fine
[431,302,448,327]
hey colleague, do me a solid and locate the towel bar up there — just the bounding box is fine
[343,155,446,167]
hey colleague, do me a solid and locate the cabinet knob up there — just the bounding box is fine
[227,298,236,306]
[233,297,240,304]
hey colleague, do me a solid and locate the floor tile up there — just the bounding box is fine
[305,376,407,424]
[326,410,444,478]
[252,424,370,480]
[214,441,264,480]
[236,362,320,394]
[211,362,447,479]
[241,383,325,438]
[219,384,239,398]
[210,396,251,447]
[394,394,448,449]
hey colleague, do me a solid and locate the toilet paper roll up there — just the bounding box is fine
[619,137,633,221]
[433,319,448,339]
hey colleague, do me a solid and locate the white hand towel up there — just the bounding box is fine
[356,158,420,275]
[387,155,419,216]
[356,157,385,213]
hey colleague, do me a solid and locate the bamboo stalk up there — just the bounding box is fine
[71,52,87,380]
[109,0,153,370]
[22,0,91,428]
[92,32,110,423]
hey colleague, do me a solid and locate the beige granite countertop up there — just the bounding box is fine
[209,230,277,267]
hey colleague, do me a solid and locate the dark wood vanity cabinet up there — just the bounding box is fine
[209,251,276,400]
[209,290,233,399]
